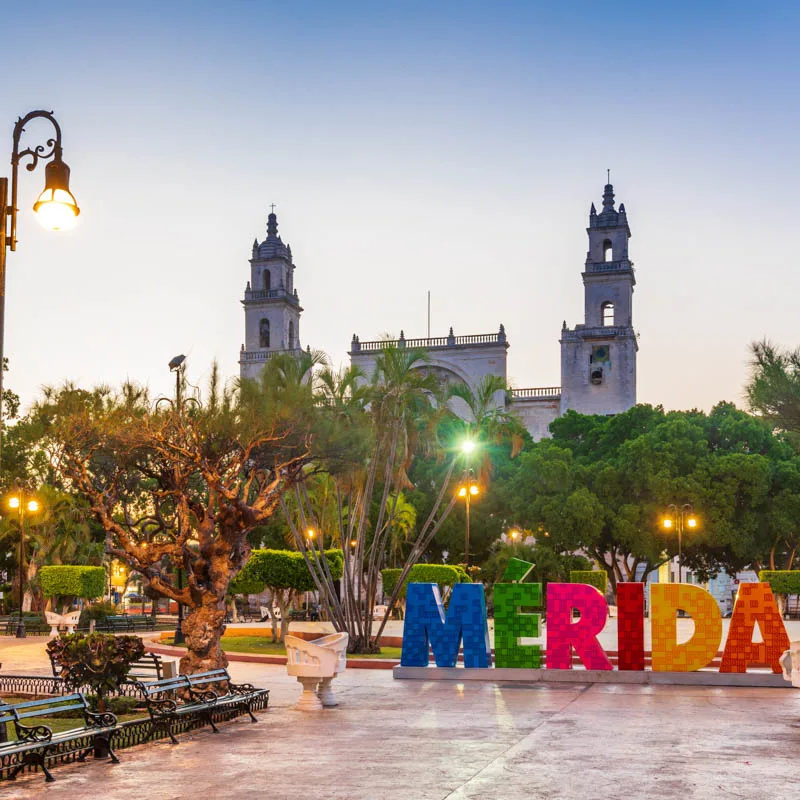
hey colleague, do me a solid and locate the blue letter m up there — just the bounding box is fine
[401,583,491,668]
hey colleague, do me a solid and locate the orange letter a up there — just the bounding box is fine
[720,583,789,674]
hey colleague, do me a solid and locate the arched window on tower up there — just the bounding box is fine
[263,270,271,292]
[259,318,270,348]
[603,240,613,262]
[288,321,295,349]
[601,302,615,327]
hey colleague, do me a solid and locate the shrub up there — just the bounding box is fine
[382,564,469,599]
[237,549,344,592]
[77,600,120,631]
[40,566,106,603]
[46,633,145,711]
[569,570,608,595]
[59,694,142,717]
[757,571,800,595]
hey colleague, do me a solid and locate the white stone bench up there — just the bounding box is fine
[260,605,282,621]
[780,641,800,688]
[285,632,349,711]
[372,604,389,620]
[45,610,81,636]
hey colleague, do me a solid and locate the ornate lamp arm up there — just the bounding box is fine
[8,110,64,252]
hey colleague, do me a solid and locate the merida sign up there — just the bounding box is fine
[399,560,791,675]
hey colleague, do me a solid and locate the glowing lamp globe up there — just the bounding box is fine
[33,157,80,231]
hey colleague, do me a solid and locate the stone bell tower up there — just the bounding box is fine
[559,181,638,415]
[239,210,303,381]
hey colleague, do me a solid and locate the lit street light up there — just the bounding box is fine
[8,480,41,638]
[0,111,80,471]
[457,473,480,566]
[661,503,699,584]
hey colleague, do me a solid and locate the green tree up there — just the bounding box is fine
[747,340,800,445]
[232,549,343,642]
[34,368,316,674]
[508,403,800,598]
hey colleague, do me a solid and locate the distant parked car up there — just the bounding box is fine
[124,593,144,603]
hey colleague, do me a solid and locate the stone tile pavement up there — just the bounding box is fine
[2,637,800,799]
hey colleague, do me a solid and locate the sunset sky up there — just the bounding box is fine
[2,1,798,414]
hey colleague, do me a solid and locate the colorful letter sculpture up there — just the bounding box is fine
[401,582,491,668]
[617,582,645,671]
[494,558,541,668]
[545,583,612,670]
[650,584,722,671]
[720,582,790,674]
[400,579,792,679]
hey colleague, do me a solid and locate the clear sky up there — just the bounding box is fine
[1,1,798,414]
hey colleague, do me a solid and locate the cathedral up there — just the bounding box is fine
[239,182,638,440]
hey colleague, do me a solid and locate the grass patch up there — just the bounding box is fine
[161,635,401,659]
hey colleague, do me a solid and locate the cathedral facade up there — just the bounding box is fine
[240,182,638,439]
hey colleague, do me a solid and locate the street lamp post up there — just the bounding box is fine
[169,354,187,645]
[661,503,698,584]
[8,481,40,638]
[457,472,480,566]
[0,111,80,471]
[457,440,480,566]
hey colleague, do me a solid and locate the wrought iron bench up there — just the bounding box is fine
[0,693,119,783]
[127,614,157,631]
[136,668,268,744]
[94,615,133,633]
[94,614,156,633]
[1,615,51,636]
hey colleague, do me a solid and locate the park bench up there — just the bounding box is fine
[136,668,268,744]
[1,614,51,636]
[94,615,132,633]
[95,614,156,633]
[0,693,119,783]
[128,614,157,631]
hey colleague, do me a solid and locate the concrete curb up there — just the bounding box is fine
[145,642,398,670]
[392,665,795,688]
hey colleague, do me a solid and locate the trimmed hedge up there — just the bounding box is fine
[233,548,344,594]
[40,566,106,599]
[757,570,800,595]
[569,570,608,595]
[382,564,471,600]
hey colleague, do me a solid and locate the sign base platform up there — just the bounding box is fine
[393,665,792,688]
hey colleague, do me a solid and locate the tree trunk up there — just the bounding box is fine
[179,601,228,674]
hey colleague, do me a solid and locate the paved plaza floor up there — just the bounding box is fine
[2,637,800,799]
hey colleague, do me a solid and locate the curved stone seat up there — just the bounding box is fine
[285,632,349,710]
[45,610,81,637]
[779,641,800,687]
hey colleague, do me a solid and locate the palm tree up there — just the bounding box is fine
[283,344,460,652]
[449,373,527,483]
[386,491,417,568]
